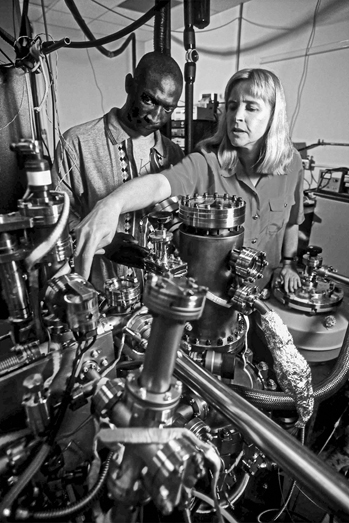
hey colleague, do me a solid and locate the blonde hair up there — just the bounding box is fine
[197,68,294,175]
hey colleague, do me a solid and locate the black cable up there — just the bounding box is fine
[30,452,112,520]
[0,25,16,46]
[12,0,18,39]
[64,0,136,59]
[19,0,29,40]
[42,0,169,54]
[0,47,15,65]
[46,338,87,446]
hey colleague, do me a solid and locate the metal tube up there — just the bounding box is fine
[184,65,195,154]
[174,350,349,520]
[140,275,206,394]
[317,266,349,285]
[140,315,185,394]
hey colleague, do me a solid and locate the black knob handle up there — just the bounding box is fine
[307,245,322,257]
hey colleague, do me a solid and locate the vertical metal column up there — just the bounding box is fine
[183,0,199,155]
[154,0,172,139]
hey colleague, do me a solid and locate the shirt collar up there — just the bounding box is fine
[106,108,164,158]
[219,159,245,179]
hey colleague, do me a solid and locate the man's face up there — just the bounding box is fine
[126,72,181,136]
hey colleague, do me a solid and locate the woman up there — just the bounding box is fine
[75,68,304,293]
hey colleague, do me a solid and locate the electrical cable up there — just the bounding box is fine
[86,47,105,114]
[171,0,345,59]
[19,0,30,42]
[89,3,289,36]
[12,0,19,40]
[42,1,169,54]
[0,25,16,47]
[29,452,112,520]
[241,16,291,32]
[257,428,305,522]
[317,404,349,455]
[33,56,49,112]
[0,442,52,520]
[56,414,94,442]
[289,0,322,135]
[0,48,15,66]
[288,404,349,517]
[91,0,239,35]
[192,490,239,523]
[40,0,55,155]
[64,0,136,60]
[0,71,26,130]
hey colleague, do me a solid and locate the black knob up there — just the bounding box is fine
[307,245,322,257]
[148,211,172,227]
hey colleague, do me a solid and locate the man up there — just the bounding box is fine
[52,51,183,290]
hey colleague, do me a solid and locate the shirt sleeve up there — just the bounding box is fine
[161,152,209,197]
[51,131,83,231]
[166,140,185,165]
[288,150,305,226]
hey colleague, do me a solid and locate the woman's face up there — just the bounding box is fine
[226,81,272,154]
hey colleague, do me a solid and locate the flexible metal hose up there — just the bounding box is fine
[0,443,51,520]
[30,452,112,520]
[229,318,349,410]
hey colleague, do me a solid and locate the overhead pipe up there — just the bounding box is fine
[154,0,171,56]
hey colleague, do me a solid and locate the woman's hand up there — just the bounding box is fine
[74,195,121,280]
[280,263,301,294]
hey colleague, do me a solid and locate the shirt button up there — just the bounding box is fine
[253,214,259,220]
[251,239,257,244]
[284,203,287,207]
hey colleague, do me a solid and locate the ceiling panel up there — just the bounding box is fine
[117,0,181,13]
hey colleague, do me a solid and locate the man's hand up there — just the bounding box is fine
[280,263,301,294]
[74,196,121,279]
[73,174,172,280]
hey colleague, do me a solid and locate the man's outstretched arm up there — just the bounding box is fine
[74,173,171,279]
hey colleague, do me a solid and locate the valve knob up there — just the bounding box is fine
[306,245,322,257]
[148,211,173,228]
